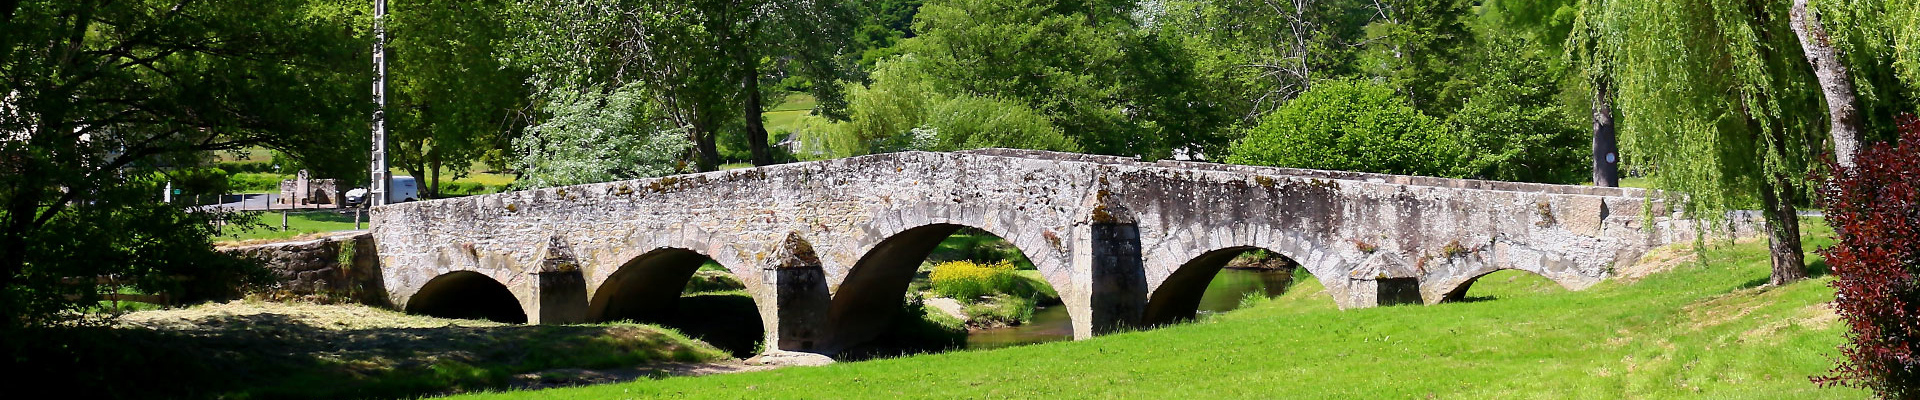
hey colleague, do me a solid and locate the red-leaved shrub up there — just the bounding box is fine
[1816,114,1920,398]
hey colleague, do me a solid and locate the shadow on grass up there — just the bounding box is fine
[291,210,364,224]
[1739,257,1833,289]
[5,313,719,399]
[654,292,764,358]
[836,300,968,362]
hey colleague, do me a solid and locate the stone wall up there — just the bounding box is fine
[277,175,340,206]
[220,231,386,305]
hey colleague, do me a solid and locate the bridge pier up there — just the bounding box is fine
[530,269,588,324]
[1072,222,1148,338]
[760,233,834,353]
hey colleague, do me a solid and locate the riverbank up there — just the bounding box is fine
[458,221,1862,399]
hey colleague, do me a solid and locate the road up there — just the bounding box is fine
[189,193,350,212]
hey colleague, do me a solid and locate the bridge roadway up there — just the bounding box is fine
[369,149,1717,354]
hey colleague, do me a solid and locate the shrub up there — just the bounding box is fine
[1226,78,1461,177]
[1815,114,1920,397]
[962,294,1036,327]
[227,173,290,193]
[929,260,1017,300]
[921,95,1077,153]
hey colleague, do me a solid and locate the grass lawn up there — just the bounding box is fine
[460,220,1862,399]
[216,211,366,242]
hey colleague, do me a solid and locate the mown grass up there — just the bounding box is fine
[461,221,1860,399]
[215,210,365,242]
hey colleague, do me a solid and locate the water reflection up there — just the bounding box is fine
[1197,268,1295,315]
[965,305,1072,350]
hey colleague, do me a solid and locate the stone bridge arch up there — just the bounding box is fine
[590,247,731,322]
[1424,263,1594,304]
[405,270,527,324]
[824,221,1072,353]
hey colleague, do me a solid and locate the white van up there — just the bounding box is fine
[388,176,419,202]
[344,175,421,206]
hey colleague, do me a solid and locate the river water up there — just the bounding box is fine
[966,268,1294,349]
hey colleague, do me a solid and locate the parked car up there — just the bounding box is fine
[343,176,420,207]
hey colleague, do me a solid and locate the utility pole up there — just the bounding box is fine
[369,0,391,207]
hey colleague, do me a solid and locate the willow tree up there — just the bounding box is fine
[1579,0,1827,285]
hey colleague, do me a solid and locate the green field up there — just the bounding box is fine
[763,93,818,134]
[460,221,1861,399]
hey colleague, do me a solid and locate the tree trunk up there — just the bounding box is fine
[1758,173,1809,285]
[1591,78,1621,187]
[0,172,43,328]
[428,153,441,199]
[1790,0,1862,169]
[691,114,721,172]
[741,46,773,167]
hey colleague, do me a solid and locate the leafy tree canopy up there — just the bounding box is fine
[1226,78,1460,176]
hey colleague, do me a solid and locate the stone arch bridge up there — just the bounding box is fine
[370,149,1708,354]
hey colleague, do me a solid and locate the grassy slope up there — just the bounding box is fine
[465,222,1861,399]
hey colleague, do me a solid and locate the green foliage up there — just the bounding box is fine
[1352,0,1477,114]
[387,0,532,196]
[793,58,1077,158]
[961,294,1036,327]
[504,0,855,171]
[1,0,363,328]
[683,270,746,294]
[850,0,925,68]
[921,96,1076,152]
[928,260,1056,304]
[1481,0,1580,51]
[888,0,1244,159]
[510,84,691,189]
[437,181,509,196]
[1158,0,1374,113]
[1578,0,1825,215]
[1227,79,1461,176]
[1448,36,1589,183]
[170,167,235,195]
[1809,0,1920,144]
[929,260,1020,300]
[227,173,292,194]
